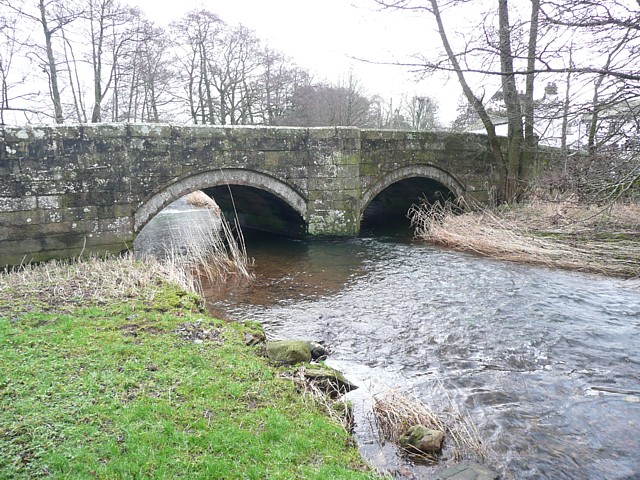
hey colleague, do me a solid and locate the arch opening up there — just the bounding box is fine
[134,168,308,236]
[361,176,457,234]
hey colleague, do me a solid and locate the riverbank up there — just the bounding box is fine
[0,255,381,479]
[410,198,640,280]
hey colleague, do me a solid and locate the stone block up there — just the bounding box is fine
[0,210,45,227]
[0,196,37,212]
[81,123,127,139]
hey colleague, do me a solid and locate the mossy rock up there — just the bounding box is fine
[149,286,203,312]
[266,340,313,365]
[242,321,266,346]
[303,363,358,398]
[265,340,329,364]
[399,424,445,454]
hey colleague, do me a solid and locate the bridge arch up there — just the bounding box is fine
[134,168,308,234]
[360,165,465,228]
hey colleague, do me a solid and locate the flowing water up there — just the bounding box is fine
[136,206,640,479]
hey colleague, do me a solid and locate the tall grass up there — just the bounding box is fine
[0,253,201,314]
[1,204,254,309]
[161,208,254,289]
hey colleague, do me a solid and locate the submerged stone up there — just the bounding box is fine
[307,341,329,360]
[434,461,499,480]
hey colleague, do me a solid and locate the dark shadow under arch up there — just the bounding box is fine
[360,165,464,233]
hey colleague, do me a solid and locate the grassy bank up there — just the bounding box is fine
[410,198,640,279]
[0,256,380,479]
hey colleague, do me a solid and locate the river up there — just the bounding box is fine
[135,201,640,479]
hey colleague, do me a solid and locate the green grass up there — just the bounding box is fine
[0,261,380,479]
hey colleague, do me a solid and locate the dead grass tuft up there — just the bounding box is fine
[372,388,488,464]
[160,209,254,287]
[285,367,356,435]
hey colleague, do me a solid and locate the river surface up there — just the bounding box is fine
[136,202,640,480]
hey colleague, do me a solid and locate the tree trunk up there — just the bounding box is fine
[39,0,63,123]
[429,0,507,199]
[60,26,86,123]
[587,73,604,155]
[522,0,540,182]
[561,46,573,153]
[90,2,105,123]
[498,0,524,201]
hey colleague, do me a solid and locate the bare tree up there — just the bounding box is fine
[209,24,262,125]
[375,0,542,200]
[1,0,82,123]
[76,0,144,122]
[171,10,314,126]
[106,17,172,122]
[404,95,440,130]
[278,76,374,128]
[0,10,43,123]
[170,9,225,124]
[369,95,398,129]
[256,47,310,125]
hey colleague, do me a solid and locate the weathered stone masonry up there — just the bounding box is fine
[0,124,500,267]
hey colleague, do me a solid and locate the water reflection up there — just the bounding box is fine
[203,234,371,312]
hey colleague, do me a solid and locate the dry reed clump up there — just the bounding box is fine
[282,367,356,436]
[409,199,640,279]
[372,388,487,464]
[162,209,254,287]
[0,253,200,313]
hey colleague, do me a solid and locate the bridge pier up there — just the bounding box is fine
[306,128,361,236]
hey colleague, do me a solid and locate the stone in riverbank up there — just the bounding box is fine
[302,363,358,398]
[266,340,328,365]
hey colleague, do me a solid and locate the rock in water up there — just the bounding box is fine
[399,425,445,454]
[434,461,499,480]
[307,341,328,360]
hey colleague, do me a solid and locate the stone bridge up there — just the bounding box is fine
[0,124,502,267]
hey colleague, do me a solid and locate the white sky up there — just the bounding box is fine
[127,0,463,123]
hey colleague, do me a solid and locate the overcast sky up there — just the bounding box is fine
[127,0,463,123]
